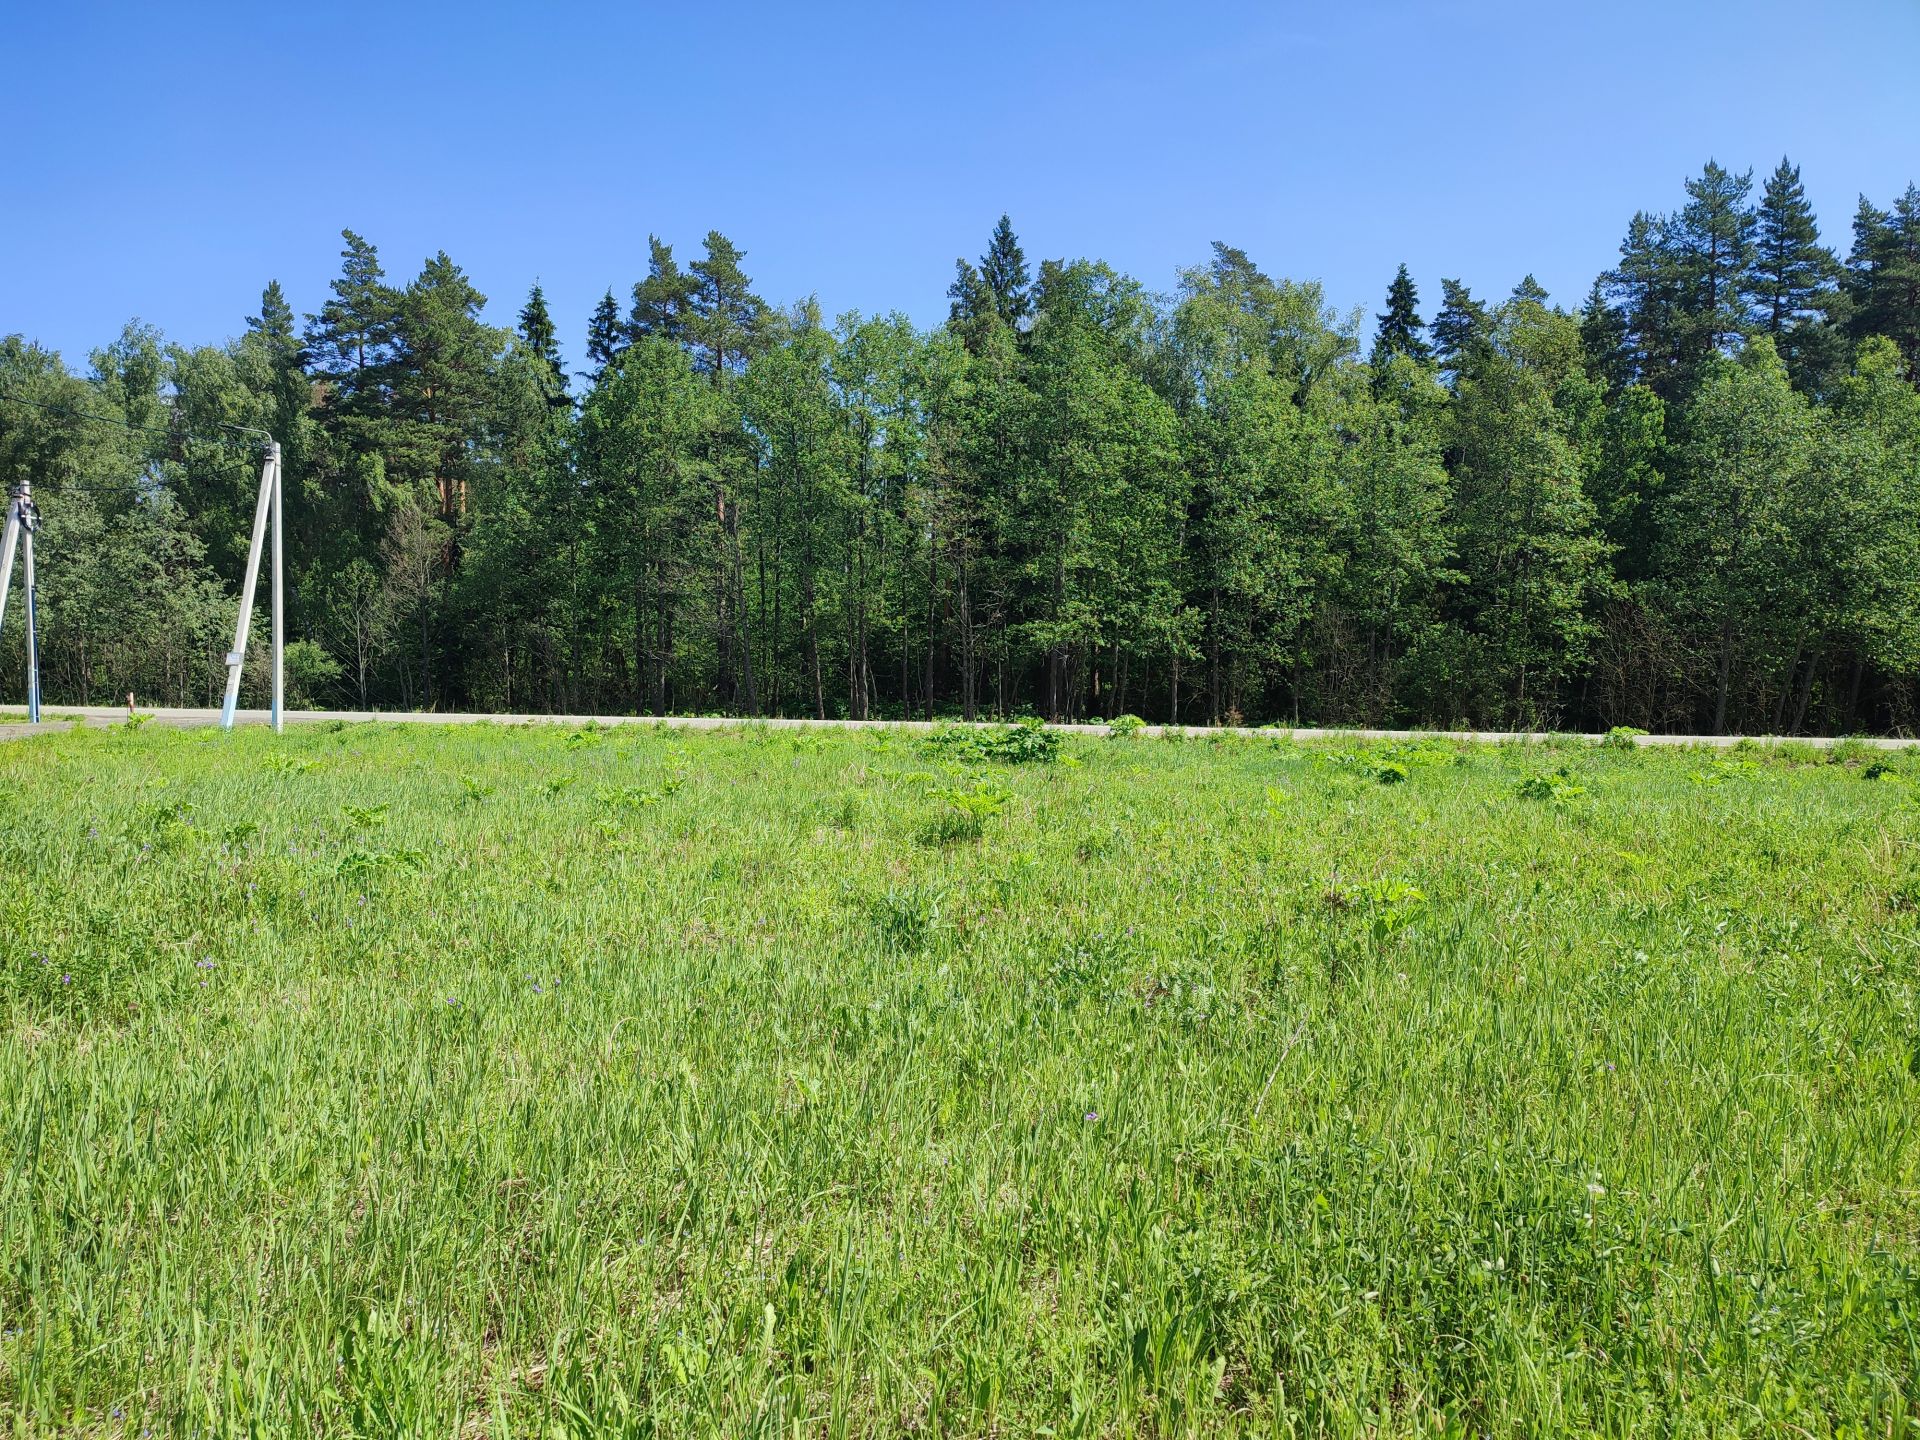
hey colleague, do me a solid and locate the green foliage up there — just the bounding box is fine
[919,776,1015,844]
[335,845,427,881]
[1601,725,1647,749]
[0,723,1917,1432]
[1514,767,1589,804]
[1332,876,1429,944]
[9,173,1920,738]
[918,720,1060,765]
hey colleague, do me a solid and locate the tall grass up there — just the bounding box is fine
[0,723,1915,1436]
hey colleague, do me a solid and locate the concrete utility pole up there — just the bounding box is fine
[220,440,284,732]
[0,479,42,724]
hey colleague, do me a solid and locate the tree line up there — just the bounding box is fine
[2,158,1918,732]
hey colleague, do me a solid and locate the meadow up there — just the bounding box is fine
[0,719,1916,1437]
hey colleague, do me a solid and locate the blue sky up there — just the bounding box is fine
[6,0,1917,369]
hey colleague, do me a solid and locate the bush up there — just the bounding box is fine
[918,720,1060,766]
[918,778,1014,845]
[284,640,345,708]
[1514,768,1588,805]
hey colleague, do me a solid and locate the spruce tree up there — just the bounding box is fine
[516,283,567,396]
[248,280,299,355]
[1370,264,1430,368]
[245,280,310,445]
[979,215,1032,330]
[1578,279,1633,396]
[584,289,626,382]
[945,259,999,353]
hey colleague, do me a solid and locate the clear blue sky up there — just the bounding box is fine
[6,0,1917,369]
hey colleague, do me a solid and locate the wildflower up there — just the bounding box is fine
[1084,1111,1100,1122]
[61,974,72,985]
[1587,1181,1607,1197]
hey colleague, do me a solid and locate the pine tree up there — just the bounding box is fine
[1430,279,1489,374]
[628,236,700,345]
[1605,165,1756,399]
[1370,264,1430,368]
[687,230,768,711]
[1747,159,1837,331]
[688,231,767,385]
[1510,274,1550,306]
[1744,159,1841,390]
[305,229,394,377]
[979,216,1032,330]
[1671,161,1756,369]
[390,252,499,522]
[584,290,627,383]
[1847,187,1920,384]
[517,283,567,397]
[1606,211,1682,392]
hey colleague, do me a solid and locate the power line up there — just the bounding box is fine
[0,389,272,453]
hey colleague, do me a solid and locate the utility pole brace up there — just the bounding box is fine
[0,480,42,724]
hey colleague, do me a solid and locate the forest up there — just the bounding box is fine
[2,158,1918,733]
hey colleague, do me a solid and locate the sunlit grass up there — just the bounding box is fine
[1,722,1916,1436]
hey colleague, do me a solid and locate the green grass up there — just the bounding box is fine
[1,722,1917,1437]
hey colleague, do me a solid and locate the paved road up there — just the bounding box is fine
[0,706,1911,748]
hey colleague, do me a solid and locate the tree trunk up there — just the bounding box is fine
[1712,618,1734,734]
[1208,586,1221,724]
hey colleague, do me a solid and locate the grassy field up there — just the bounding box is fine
[0,720,1916,1437]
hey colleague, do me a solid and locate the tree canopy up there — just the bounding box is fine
[4,160,1920,733]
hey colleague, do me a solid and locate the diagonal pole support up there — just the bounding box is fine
[0,483,40,723]
[221,441,281,731]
